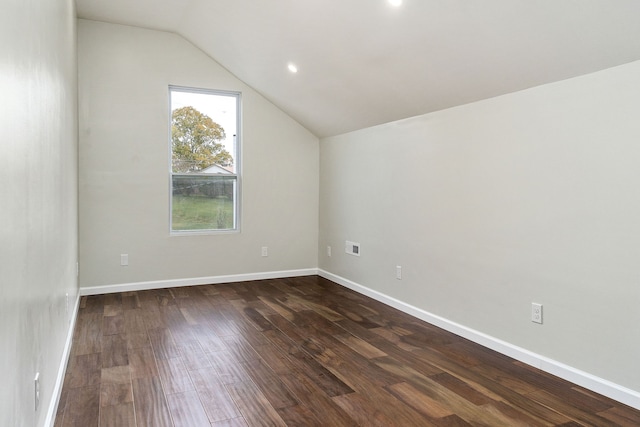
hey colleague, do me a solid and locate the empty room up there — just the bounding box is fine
[2,0,640,426]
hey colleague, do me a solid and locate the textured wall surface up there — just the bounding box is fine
[0,1,79,426]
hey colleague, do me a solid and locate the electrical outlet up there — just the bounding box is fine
[261,246,268,257]
[531,303,543,324]
[34,372,40,411]
[120,254,128,266]
[396,265,402,280]
[327,246,332,257]
[65,293,69,315]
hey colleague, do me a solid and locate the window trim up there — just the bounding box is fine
[168,85,242,235]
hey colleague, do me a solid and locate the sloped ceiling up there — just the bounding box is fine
[77,0,640,138]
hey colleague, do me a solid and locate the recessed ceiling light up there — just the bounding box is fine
[388,0,402,6]
[287,63,298,73]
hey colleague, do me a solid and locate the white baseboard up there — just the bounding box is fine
[79,268,318,296]
[318,269,640,410]
[45,292,81,427]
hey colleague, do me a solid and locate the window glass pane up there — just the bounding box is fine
[171,175,236,231]
[170,90,237,173]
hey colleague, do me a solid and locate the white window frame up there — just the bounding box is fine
[169,85,242,235]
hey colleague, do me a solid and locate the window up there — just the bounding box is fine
[169,86,240,232]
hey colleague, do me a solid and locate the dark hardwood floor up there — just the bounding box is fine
[55,275,640,426]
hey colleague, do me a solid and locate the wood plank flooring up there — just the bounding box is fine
[55,276,640,426]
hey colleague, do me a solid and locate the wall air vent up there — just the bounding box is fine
[345,241,361,256]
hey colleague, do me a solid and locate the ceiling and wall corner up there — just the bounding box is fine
[76,0,640,138]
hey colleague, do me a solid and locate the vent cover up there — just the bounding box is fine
[345,241,360,256]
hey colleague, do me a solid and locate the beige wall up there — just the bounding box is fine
[78,20,319,289]
[319,60,640,394]
[0,1,78,426]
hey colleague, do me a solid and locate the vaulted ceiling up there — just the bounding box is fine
[77,0,640,138]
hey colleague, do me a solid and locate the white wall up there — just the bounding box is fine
[320,60,640,395]
[0,0,78,426]
[78,20,319,289]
